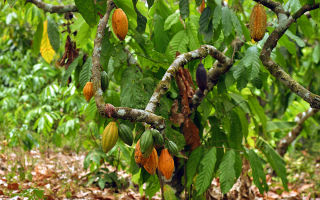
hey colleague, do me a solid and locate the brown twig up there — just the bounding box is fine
[26,0,78,13]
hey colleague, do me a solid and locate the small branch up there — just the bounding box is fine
[253,0,288,17]
[26,0,78,13]
[277,108,319,156]
[260,3,320,109]
[145,45,231,113]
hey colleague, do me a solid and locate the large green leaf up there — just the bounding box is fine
[32,20,43,55]
[219,150,237,194]
[153,14,170,53]
[256,138,288,190]
[179,0,189,20]
[195,147,217,195]
[79,57,92,90]
[47,17,60,52]
[186,146,204,187]
[132,0,147,33]
[166,30,189,59]
[229,110,243,150]
[164,12,180,31]
[221,7,232,38]
[74,0,97,26]
[61,56,82,86]
[248,96,267,135]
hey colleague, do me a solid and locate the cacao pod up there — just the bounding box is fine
[101,71,109,92]
[140,129,154,157]
[83,81,94,102]
[112,8,128,41]
[143,147,158,175]
[249,4,267,42]
[199,0,205,13]
[134,123,145,142]
[196,63,207,91]
[102,121,118,153]
[158,149,174,180]
[151,129,164,147]
[134,140,147,165]
[118,123,133,146]
[166,140,179,155]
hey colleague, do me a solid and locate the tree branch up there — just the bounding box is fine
[145,45,232,113]
[277,108,319,156]
[26,0,78,13]
[253,0,288,17]
[259,3,320,109]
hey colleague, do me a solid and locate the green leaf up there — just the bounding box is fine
[221,7,232,38]
[61,56,81,86]
[248,96,267,135]
[74,0,97,26]
[179,0,189,20]
[186,146,204,187]
[100,31,114,69]
[84,98,98,120]
[74,18,92,49]
[234,107,249,139]
[199,7,212,33]
[187,16,200,50]
[163,184,178,200]
[297,15,313,38]
[147,0,154,8]
[246,149,269,194]
[243,46,260,81]
[230,10,242,36]
[313,44,320,63]
[145,174,160,198]
[229,111,242,150]
[166,30,189,59]
[212,5,222,30]
[266,121,296,132]
[256,138,288,190]
[164,12,180,31]
[195,147,217,195]
[79,57,92,89]
[132,0,147,33]
[219,150,237,194]
[32,20,43,55]
[7,0,17,7]
[285,30,305,47]
[47,17,60,52]
[153,14,170,53]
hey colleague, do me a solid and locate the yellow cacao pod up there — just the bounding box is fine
[143,147,158,175]
[249,4,267,42]
[83,82,94,102]
[112,8,128,41]
[102,121,118,153]
[134,140,148,166]
[158,149,174,180]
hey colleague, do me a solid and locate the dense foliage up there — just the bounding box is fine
[1,0,320,198]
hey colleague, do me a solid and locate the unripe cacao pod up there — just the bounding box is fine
[134,140,147,165]
[119,124,133,146]
[101,71,109,92]
[158,149,174,180]
[102,121,118,153]
[151,129,164,147]
[249,4,267,42]
[140,129,154,157]
[196,63,207,91]
[166,140,179,155]
[112,8,128,41]
[143,147,158,175]
[83,82,94,102]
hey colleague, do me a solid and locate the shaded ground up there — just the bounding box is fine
[0,143,319,199]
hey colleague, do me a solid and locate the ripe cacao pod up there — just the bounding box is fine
[83,81,94,102]
[112,8,128,41]
[119,123,133,146]
[143,147,158,175]
[158,149,174,180]
[152,129,164,147]
[196,63,207,91]
[166,140,179,155]
[101,71,109,92]
[249,4,267,42]
[199,0,205,13]
[134,140,147,165]
[102,121,118,153]
[140,129,154,157]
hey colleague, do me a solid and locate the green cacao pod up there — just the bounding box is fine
[140,129,154,157]
[118,124,133,146]
[101,71,109,92]
[102,121,118,153]
[166,140,178,155]
[151,129,164,147]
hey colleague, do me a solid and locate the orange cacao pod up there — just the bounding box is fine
[143,147,158,175]
[134,140,147,165]
[112,8,128,41]
[83,82,94,102]
[158,149,174,180]
[199,0,205,13]
[249,4,267,42]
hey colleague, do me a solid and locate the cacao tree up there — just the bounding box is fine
[1,0,320,198]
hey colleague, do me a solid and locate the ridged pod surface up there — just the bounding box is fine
[101,71,109,92]
[112,8,128,41]
[166,140,179,155]
[143,148,158,175]
[102,122,118,153]
[83,82,94,102]
[249,4,267,42]
[134,140,147,165]
[140,129,154,157]
[118,124,133,146]
[158,149,174,180]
